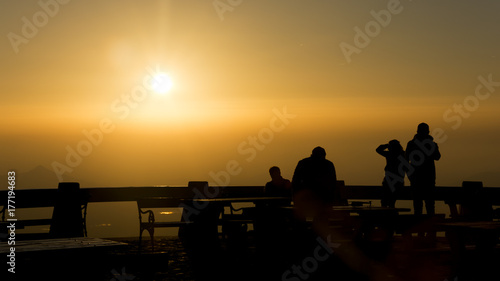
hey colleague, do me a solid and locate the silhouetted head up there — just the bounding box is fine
[417,123,430,135]
[388,139,403,152]
[311,146,326,160]
[269,166,281,179]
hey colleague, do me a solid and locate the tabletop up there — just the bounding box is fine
[0,237,127,254]
[189,197,291,203]
[438,221,500,231]
[331,206,412,213]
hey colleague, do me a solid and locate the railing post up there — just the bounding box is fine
[49,182,85,238]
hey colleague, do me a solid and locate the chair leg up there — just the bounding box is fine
[139,227,144,252]
[147,227,155,252]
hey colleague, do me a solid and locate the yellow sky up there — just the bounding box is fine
[2,0,500,188]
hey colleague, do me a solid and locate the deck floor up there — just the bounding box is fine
[3,235,499,281]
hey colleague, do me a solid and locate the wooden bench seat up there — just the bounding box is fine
[0,195,88,239]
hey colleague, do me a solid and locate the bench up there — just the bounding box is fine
[0,183,88,240]
[136,197,193,251]
[136,197,253,250]
[1,201,88,240]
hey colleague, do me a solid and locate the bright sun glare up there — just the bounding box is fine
[150,73,173,94]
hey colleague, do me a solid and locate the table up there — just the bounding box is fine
[189,196,291,204]
[326,206,413,247]
[439,221,500,279]
[278,205,411,219]
[439,221,500,232]
[1,237,129,279]
[331,206,411,214]
[189,197,292,218]
[0,237,127,254]
[136,196,291,241]
[278,205,410,212]
[438,221,500,251]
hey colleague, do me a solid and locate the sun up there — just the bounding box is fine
[150,72,173,94]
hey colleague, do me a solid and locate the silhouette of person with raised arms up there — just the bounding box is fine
[376,139,406,208]
[292,146,337,206]
[405,123,441,215]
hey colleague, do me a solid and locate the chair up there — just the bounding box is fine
[447,181,494,221]
[137,197,188,252]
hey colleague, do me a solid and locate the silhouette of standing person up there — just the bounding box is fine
[405,123,441,215]
[292,146,337,206]
[376,140,406,208]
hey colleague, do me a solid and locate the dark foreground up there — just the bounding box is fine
[4,234,500,281]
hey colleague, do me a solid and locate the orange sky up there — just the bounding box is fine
[2,0,500,188]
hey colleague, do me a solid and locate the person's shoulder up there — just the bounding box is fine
[298,157,311,165]
[283,179,292,189]
[406,139,415,149]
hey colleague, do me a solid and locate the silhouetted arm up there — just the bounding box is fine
[329,162,339,204]
[376,144,389,157]
[432,142,441,161]
[291,160,303,193]
[330,162,337,183]
[283,179,292,190]
[405,141,413,162]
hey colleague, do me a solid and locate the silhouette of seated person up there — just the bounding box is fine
[263,166,292,206]
[376,140,406,208]
[247,167,294,275]
[252,166,292,225]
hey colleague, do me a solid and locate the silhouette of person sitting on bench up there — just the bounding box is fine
[265,166,292,197]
